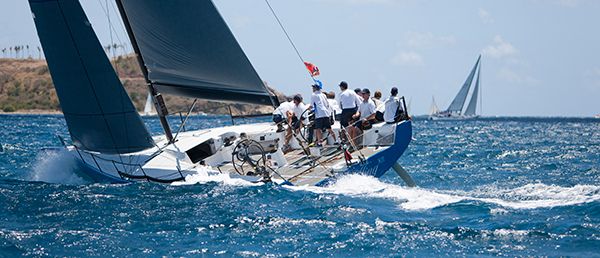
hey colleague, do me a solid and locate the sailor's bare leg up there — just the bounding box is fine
[315,128,323,145]
[327,128,337,143]
[284,126,293,145]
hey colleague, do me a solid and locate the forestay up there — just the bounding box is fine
[29,0,155,154]
[116,0,275,106]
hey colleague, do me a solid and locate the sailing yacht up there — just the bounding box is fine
[430,55,482,120]
[29,0,414,186]
[142,93,156,116]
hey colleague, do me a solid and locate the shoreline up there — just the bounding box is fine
[0,110,63,115]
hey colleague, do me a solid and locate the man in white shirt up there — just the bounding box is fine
[364,87,403,124]
[309,83,335,146]
[282,94,308,151]
[349,88,376,142]
[372,90,383,109]
[338,81,362,128]
[272,97,294,132]
[326,91,341,122]
[383,87,402,123]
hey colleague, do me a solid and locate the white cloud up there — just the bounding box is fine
[483,35,518,59]
[405,31,456,49]
[478,8,494,23]
[390,51,424,66]
[497,68,539,85]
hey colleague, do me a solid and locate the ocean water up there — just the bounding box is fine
[0,115,599,257]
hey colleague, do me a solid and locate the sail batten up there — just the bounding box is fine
[446,55,481,114]
[29,0,154,154]
[116,0,275,106]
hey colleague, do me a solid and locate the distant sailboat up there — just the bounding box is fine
[142,92,156,116]
[430,55,482,120]
[429,96,440,116]
[30,0,414,186]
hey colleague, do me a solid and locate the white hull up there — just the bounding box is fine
[429,114,479,121]
[63,120,413,186]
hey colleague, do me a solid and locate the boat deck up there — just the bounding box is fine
[215,145,381,186]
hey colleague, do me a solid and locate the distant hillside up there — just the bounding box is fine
[0,56,282,115]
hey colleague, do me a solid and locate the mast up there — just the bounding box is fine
[114,0,174,143]
[479,58,483,116]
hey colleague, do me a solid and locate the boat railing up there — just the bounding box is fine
[71,145,187,182]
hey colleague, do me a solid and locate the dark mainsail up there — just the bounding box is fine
[29,0,154,154]
[115,0,275,106]
[446,55,481,114]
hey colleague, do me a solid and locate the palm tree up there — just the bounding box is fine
[37,46,42,60]
[1,48,5,58]
[9,46,12,58]
[26,45,30,59]
[15,46,20,59]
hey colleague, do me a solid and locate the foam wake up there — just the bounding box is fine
[30,149,87,185]
[290,174,600,211]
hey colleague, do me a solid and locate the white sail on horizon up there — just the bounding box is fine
[429,96,440,116]
[143,92,155,116]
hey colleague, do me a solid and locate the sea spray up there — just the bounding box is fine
[29,148,87,185]
[288,174,600,210]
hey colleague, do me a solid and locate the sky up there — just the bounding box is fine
[1,0,599,116]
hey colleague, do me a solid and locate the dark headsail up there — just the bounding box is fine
[446,55,481,114]
[116,0,276,106]
[29,0,154,154]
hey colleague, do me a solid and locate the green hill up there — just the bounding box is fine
[0,56,280,115]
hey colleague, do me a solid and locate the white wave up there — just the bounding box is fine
[171,166,262,187]
[289,174,600,211]
[30,149,87,185]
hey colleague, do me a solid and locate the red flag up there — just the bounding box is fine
[304,61,320,76]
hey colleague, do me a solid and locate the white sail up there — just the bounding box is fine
[143,92,155,115]
[429,96,440,115]
[446,55,481,114]
[464,65,480,116]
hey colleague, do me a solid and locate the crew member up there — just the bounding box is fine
[309,83,334,146]
[349,88,376,142]
[272,96,294,132]
[282,94,308,152]
[338,81,362,128]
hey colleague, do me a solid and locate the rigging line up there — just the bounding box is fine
[173,99,199,141]
[263,0,315,80]
[96,0,127,57]
[108,0,132,54]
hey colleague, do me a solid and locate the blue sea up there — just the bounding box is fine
[0,115,599,257]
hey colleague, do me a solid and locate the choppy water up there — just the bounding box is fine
[1,115,599,257]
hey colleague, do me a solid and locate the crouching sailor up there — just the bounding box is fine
[272,96,294,132]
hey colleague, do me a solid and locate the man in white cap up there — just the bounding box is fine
[309,83,334,146]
